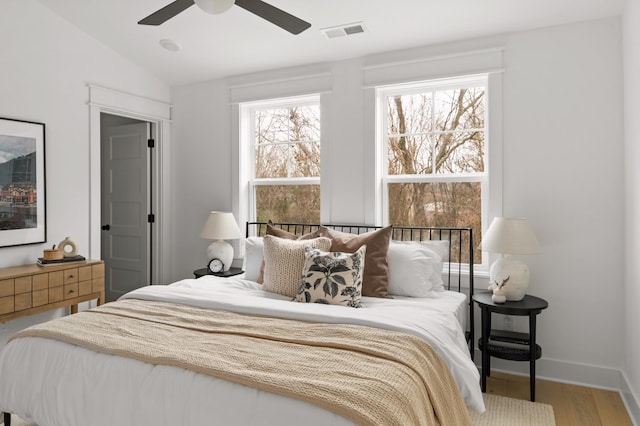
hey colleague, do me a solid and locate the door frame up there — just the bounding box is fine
[88,84,172,285]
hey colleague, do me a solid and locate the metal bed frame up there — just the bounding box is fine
[246,221,475,359]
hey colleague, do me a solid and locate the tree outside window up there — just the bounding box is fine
[381,76,487,263]
[251,98,320,224]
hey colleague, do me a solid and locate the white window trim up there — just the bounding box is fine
[239,94,321,225]
[371,73,502,277]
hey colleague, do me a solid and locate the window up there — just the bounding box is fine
[246,95,321,223]
[378,75,488,263]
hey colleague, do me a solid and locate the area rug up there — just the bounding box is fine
[6,394,555,426]
[470,393,556,426]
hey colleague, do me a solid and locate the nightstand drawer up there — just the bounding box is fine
[49,286,64,303]
[33,289,49,307]
[0,279,14,297]
[0,296,13,314]
[63,268,79,284]
[48,271,64,288]
[64,283,79,299]
[14,293,32,311]
[33,274,49,291]
[15,277,32,294]
[78,280,92,296]
[78,266,92,282]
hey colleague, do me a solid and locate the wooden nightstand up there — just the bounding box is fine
[0,260,105,320]
[193,268,244,279]
[473,291,548,401]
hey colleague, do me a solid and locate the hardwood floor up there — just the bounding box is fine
[486,371,633,425]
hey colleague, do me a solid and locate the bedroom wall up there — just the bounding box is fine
[0,1,169,340]
[623,0,640,421]
[171,17,627,393]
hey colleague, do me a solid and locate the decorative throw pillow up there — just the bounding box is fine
[262,235,332,297]
[296,246,366,308]
[391,240,449,292]
[266,221,326,240]
[321,226,392,298]
[254,222,328,284]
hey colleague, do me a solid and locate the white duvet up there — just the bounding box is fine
[0,276,484,425]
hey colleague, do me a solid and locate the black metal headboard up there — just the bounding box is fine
[246,221,475,358]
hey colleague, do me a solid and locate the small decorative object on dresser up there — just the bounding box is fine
[42,245,63,261]
[200,211,242,272]
[57,236,78,257]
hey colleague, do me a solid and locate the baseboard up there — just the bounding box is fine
[621,372,640,426]
[474,349,640,424]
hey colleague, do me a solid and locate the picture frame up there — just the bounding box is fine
[0,117,46,247]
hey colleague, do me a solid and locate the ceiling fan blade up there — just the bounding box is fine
[138,0,195,25]
[235,0,311,35]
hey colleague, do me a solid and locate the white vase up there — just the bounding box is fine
[206,239,234,271]
[489,256,530,301]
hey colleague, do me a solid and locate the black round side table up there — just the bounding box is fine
[472,291,548,401]
[193,267,244,279]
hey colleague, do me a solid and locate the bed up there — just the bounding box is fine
[0,222,483,425]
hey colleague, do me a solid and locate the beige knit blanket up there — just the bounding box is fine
[11,299,471,426]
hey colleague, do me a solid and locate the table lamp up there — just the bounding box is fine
[480,217,542,301]
[200,211,242,272]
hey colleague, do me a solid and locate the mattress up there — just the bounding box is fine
[0,276,483,425]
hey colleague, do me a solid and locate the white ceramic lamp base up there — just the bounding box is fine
[489,256,530,301]
[206,239,234,272]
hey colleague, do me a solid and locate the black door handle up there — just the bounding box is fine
[101,224,111,231]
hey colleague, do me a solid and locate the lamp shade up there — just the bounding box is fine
[194,0,235,14]
[481,217,541,255]
[200,211,242,240]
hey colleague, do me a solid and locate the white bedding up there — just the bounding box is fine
[0,276,484,425]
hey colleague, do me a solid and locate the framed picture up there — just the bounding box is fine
[0,117,46,247]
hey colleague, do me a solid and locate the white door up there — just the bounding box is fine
[101,122,150,301]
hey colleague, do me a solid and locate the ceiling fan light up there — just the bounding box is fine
[194,0,235,15]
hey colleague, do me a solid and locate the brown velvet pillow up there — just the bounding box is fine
[266,221,325,240]
[321,226,393,298]
[255,222,327,283]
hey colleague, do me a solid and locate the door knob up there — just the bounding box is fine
[101,224,111,231]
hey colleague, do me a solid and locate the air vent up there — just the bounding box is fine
[320,22,365,39]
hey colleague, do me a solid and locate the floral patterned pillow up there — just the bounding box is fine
[295,246,366,308]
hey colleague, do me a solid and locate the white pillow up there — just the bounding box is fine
[244,237,264,282]
[387,240,449,296]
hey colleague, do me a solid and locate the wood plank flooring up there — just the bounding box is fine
[485,371,633,425]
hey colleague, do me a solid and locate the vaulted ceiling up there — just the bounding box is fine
[36,0,624,86]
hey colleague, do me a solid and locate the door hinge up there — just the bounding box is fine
[148,214,155,223]
[148,139,155,148]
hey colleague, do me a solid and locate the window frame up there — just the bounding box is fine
[243,94,321,223]
[375,74,497,274]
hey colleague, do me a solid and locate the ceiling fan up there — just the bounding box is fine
[138,0,311,35]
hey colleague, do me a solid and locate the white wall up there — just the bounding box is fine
[623,0,640,421]
[500,18,624,379]
[172,17,627,393]
[0,0,169,338]
[170,79,232,280]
